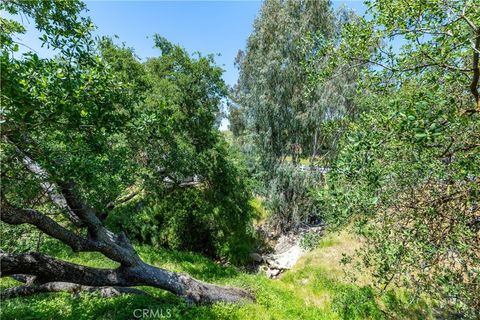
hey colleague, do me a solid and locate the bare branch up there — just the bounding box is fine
[461,14,478,32]
[105,190,139,211]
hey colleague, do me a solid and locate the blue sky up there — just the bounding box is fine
[8,1,367,129]
[83,0,367,86]
[12,1,367,87]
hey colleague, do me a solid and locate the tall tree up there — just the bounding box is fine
[103,35,255,262]
[231,0,357,171]
[229,0,358,233]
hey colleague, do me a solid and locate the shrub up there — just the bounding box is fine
[264,163,322,233]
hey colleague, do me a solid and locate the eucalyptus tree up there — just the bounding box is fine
[231,0,357,171]
[230,0,358,233]
[0,0,252,303]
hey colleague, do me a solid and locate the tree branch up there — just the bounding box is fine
[0,146,254,304]
[105,190,139,211]
[0,282,148,299]
[10,274,36,284]
[0,252,254,304]
[470,30,480,110]
[1,137,84,226]
[0,199,138,266]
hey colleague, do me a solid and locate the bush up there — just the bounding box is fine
[317,80,480,316]
[300,231,322,250]
[264,163,322,233]
[108,189,255,264]
[333,286,383,320]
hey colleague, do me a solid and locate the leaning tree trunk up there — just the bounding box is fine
[0,147,253,304]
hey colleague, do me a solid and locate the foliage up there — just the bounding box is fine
[264,163,322,233]
[0,229,434,320]
[106,34,257,263]
[3,0,478,317]
[107,143,256,264]
[228,0,357,232]
[311,0,480,317]
[231,0,358,171]
[1,1,138,210]
[1,0,254,264]
[300,231,322,251]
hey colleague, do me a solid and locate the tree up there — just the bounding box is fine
[98,35,256,263]
[231,0,357,171]
[312,0,479,316]
[0,0,252,303]
[229,0,358,233]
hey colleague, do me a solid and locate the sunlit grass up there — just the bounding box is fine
[0,230,433,320]
[284,156,311,165]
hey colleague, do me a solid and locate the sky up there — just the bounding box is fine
[8,0,367,129]
[11,0,367,87]
[82,0,367,87]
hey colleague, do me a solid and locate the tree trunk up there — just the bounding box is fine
[0,281,149,299]
[0,252,253,303]
[0,148,254,304]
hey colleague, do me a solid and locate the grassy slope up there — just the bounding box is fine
[0,232,432,320]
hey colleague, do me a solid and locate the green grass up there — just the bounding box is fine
[0,232,433,320]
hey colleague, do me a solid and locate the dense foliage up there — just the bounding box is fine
[231,0,357,168]
[1,0,479,318]
[100,36,256,262]
[229,0,358,232]
[310,0,480,317]
[264,163,322,233]
[1,0,254,263]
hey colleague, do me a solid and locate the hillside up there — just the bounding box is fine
[0,231,432,320]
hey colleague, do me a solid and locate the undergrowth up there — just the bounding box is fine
[0,231,434,320]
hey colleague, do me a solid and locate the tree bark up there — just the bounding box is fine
[0,148,254,304]
[0,252,253,303]
[0,282,148,299]
[470,29,480,110]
